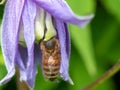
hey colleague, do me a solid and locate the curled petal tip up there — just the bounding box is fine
[85,14,94,21]
[26,79,35,90]
[78,14,94,28]
[60,73,74,85]
[67,77,74,85]
[87,14,94,18]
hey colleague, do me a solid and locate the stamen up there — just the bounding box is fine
[35,8,45,42]
[0,0,6,5]
[44,12,57,41]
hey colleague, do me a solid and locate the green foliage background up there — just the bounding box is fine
[0,0,120,90]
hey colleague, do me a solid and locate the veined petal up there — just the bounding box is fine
[16,44,41,83]
[0,0,24,84]
[54,18,73,85]
[64,23,71,59]
[26,44,41,88]
[34,0,94,27]
[22,0,36,88]
[17,45,28,70]
[15,45,28,81]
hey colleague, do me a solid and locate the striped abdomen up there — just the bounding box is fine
[40,37,61,81]
[42,56,60,81]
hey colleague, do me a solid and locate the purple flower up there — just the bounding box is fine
[0,0,93,89]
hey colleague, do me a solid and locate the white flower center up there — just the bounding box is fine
[19,8,57,46]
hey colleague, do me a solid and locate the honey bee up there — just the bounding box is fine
[40,37,61,81]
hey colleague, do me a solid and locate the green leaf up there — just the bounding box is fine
[95,21,119,57]
[68,49,93,90]
[67,0,96,15]
[66,0,97,76]
[0,64,7,82]
[68,46,114,90]
[70,25,97,76]
[100,0,120,22]
[0,6,4,46]
[0,5,4,21]
[0,50,4,65]
[91,4,120,59]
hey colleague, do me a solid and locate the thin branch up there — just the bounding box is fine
[16,67,30,90]
[82,60,120,90]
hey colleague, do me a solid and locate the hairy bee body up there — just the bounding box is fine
[40,37,61,81]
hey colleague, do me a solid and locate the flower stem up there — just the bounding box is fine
[16,67,30,90]
[82,60,120,90]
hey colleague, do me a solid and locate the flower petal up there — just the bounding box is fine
[22,0,36,88]
[64,23,71,59]
[34,0,93,27]
[18,45,28,69]
[0,0,24,84]
[15,45,28,81]
[54,18,73,85]
[16,44,41,85]
[26,44,41,88]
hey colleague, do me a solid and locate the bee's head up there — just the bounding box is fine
[44,38,56,50]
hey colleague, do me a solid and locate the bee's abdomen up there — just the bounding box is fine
[43,60,60,81]
[42,60,60,81]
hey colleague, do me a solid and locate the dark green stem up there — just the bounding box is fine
[82,60,120,90]
[16,67,30,90]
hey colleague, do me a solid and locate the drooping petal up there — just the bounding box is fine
[16,44,41,85]
[15,45,27,70]
[0,0,24,84]
[16,55,26,82]
[34,0,93,27]
[64,23,71,59]
[54,18,73,85]
[22,0,36,88]
[15,45,28,81]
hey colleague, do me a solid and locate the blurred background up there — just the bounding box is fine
[0,0,120,90]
